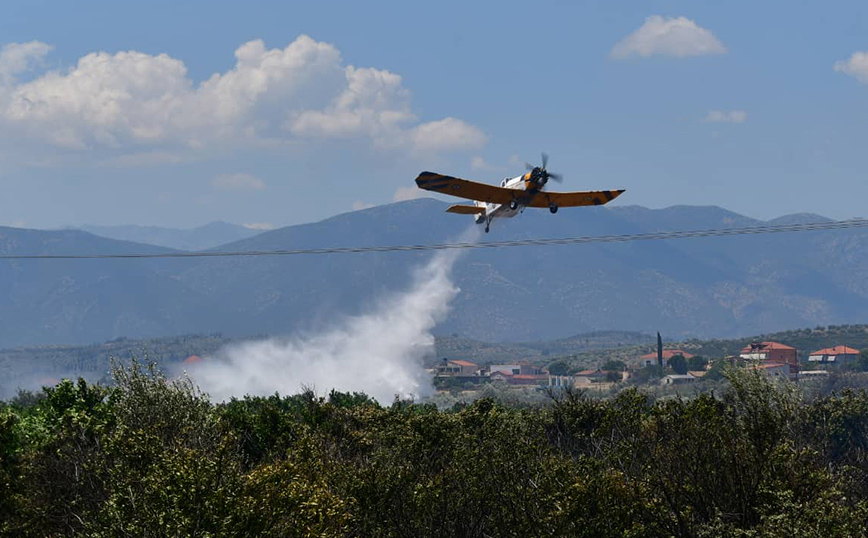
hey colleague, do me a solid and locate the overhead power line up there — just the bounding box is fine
[1,219,867,260]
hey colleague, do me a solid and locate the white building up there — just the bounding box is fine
[751,362,792,380]
[808,346,860,363]
[661,374,696,385]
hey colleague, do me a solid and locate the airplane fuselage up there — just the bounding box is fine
[472,173,540,227]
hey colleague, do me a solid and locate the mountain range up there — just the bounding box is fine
[72,221,261,251]
[1,200,867,348]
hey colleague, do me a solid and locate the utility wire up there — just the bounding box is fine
[2,219,867,260]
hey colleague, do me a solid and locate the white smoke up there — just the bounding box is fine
[191,228,479,404]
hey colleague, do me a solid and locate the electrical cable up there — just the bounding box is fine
[1,219,866,260]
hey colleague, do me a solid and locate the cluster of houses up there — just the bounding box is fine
[433,359,550,386]
[434,341,862,390]
[637,341,859,384]
[640,341,802,385]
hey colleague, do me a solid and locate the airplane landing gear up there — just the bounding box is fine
[549,204,558,214]
[509,199,518,211]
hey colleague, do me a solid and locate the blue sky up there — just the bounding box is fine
[1,0,867,229]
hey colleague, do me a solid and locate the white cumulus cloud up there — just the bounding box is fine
[611,16,726,59]
[409,117,486,154]
[212,173,267,191]
[704,110,747,124]
[835,52,868,84]
[0,41,52,84]
[0,36,485,155]
[289,66,413,140]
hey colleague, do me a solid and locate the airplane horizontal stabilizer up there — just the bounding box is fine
[446,204,485,215]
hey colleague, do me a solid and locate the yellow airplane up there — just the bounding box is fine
[415,154,625,232]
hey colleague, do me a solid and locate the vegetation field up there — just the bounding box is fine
[3,361,868,537]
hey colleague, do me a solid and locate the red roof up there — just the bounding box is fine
[811,346,860,356]
[490,370,514,377]
[740,341,795,353]
[184,355,203,364]
[575,370,618,377]
[639,349,694,360]
[448,360,477,368]
[752,362,789,370]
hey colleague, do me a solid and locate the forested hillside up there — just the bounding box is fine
[684,323,868,359]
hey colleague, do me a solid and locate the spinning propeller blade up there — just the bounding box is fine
[536,152,562,184]
[520,152,563,184]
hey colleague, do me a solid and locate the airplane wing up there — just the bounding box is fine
[416,171,626,208]
[526,189,625,208]
[415,172,517,205]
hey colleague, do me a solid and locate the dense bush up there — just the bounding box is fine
[2,361,868,537]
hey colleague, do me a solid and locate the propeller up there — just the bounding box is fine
[526,152,563,185]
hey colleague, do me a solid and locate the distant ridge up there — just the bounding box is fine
[686,324,868,359]
[2,201,868,347]
[74,221,262,251]
[766,213,835,226]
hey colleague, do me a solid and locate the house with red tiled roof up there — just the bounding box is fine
[436,359,479,377]
[488,370,549,386]
[489,364,521,375]
[662,374,696,385]
[575,369,608,379]
[489,370,514,383]
[739,342,796,363]
[509,374,549,386]
[488,363,547,376]
[740,342,798,378]
[574,369,625,384]
[808,346,861,363]
[750,362,792,380]
[636,349,694,368]
[518,363,547,376]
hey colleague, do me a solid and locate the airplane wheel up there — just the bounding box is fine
[509,200,518,211]
[485,224,490,233]
[549,204,558,214]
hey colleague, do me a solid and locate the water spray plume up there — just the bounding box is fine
[191,226,482,404]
